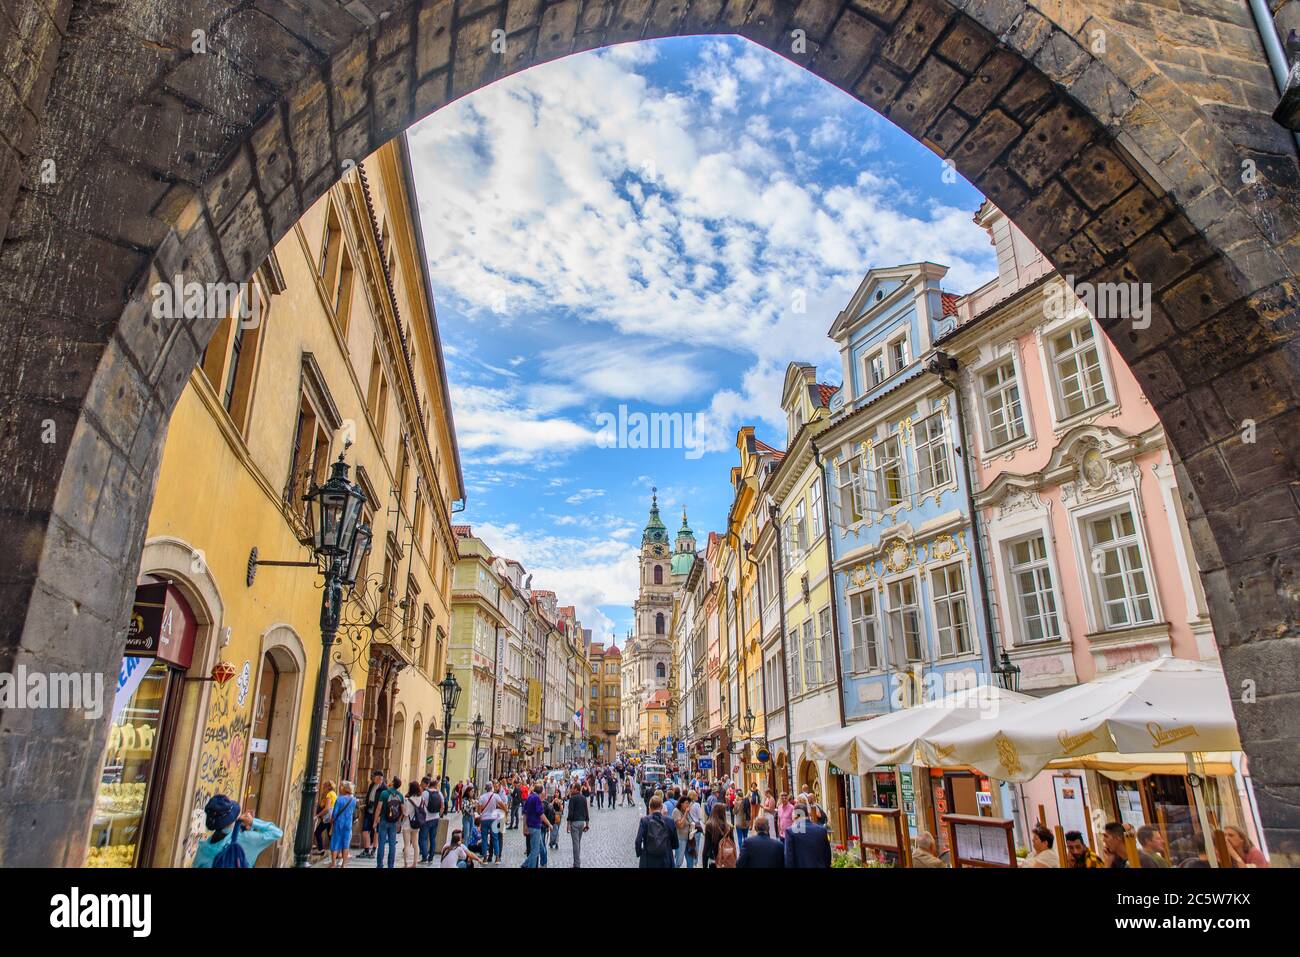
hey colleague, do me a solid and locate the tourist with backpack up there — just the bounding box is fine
[374,775,405,868]
[702,802,736,869]
[634,795,678,868]
[404,781,425,867]
[192,795,283,868]
[419,775,444,863]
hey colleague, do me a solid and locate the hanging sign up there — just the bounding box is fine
[126,582,196,668]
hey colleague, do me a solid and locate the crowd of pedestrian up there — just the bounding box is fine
[195,751,1265,871]
[632,770,833,869]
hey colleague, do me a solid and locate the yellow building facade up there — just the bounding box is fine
[760,365,844,825]
[722,427,782,792]
[91,135,462,868]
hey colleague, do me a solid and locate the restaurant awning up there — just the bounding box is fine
[921,658,1241,783]
[1043,751,1237,780]
[805,685,1035,774]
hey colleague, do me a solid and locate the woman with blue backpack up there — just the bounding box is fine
[192,795,283,868]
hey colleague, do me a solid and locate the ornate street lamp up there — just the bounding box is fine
[740,707,756,739]
[469,712,486,787]
[548,731,557,764]
[993,649,1021,692]
[289,453,368,868]
[438,668,461,797]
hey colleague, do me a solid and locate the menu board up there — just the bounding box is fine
[942,814,1017,868]
[859,810,898,848]
[952,821,1012,866]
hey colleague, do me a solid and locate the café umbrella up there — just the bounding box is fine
[919,657,1241,783]
[806,684,1034,774]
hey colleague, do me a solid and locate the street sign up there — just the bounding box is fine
[677,741,686,753]
[698,758,713,770]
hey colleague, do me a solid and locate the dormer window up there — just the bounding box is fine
[863,350,887,391]
[889,335,910,374]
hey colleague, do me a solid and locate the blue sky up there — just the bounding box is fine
[407,37,996,646]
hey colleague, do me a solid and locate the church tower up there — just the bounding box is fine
[628,489,677,733]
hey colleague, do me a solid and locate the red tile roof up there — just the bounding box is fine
[646,690,671,707]
[451,524,472,538]
[754,438,785,460]
[816,383,840,407]
[941,292,959,317]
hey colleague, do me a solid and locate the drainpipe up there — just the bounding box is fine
[490,581,502,783]
[768,505,795,789]
[925,354,999,678]
[1248,0,1300,150]
[811,439,848,729]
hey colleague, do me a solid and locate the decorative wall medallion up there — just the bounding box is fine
[1081,447,1108,487]
[883,538,914,574]
[930,534,957,562]
[850,564,871,588]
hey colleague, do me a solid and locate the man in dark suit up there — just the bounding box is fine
[736,816,784,868]
[784,804,832,868]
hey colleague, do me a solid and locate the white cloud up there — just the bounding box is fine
[411,36,995,471]
[471,520,640,643]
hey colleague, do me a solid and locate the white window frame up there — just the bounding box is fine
[884,573,925,665]
[1005,532,1062,645]
[979,356,1028,452]
[874,433,908,511]
[1082,504,1157,631]
[914,410,953,495]
[862,349,887,391]
[888,333,911,375]
[835,453,867,527]
[1067,491,1161,634]
[930,561,974,658]
[809,476,824,541]
[847,588,881,674]
[1044,318,1114,423]
[817,605,834,685]
[801,617,820,688]
[786,628,803,697]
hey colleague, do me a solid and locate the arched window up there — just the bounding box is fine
[655,613,665,634]
[656,662,666,679]
[653,565,663,585]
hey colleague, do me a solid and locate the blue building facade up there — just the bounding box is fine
[818,263,994,727]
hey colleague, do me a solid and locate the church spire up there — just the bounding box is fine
[642,486,667,544]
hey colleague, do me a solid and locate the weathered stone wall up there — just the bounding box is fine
[0,0,71,249]
[0,0,1297,865]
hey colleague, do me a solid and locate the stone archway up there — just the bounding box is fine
[1,0,1298,865]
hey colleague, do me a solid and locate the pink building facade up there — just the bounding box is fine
[937,203,1261,855]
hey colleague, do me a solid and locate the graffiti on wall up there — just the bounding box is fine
[183,678,251,863]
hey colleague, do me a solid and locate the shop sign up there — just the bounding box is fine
[126,582,196,668]
[899,767,917,829]
[976,791,993,807]
[746,762,765,773]
[698,758,713,770]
